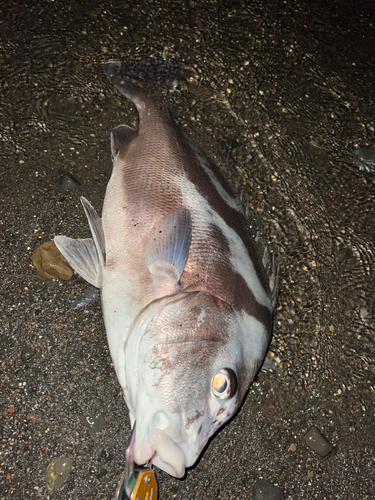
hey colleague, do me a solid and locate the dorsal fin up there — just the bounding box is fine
[144,208,192,283]
[111,124,137,160]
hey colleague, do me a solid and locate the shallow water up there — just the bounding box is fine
[1,0,374,498]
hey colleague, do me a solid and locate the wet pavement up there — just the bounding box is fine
[1,0,375,498]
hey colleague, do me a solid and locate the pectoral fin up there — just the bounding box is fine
[144,208,192,282]
[54,236,102,288]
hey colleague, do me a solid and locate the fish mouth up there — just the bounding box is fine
[134,428,187,478]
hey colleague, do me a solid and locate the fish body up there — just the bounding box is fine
[55,57,277,478]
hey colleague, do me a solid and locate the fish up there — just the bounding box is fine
[55,56,278,479]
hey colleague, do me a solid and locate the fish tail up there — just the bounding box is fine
[103,56,181,105]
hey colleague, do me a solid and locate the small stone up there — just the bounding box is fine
[22,124,39,136]
[45,280,59,291]
[288,443,296,452]
[71,285,100,309]
[26,414,40,423]
[59,173,81,192]
[7,406,15,414]
[303,426,333,456]
[21,346,37,362]
[360,308,369,319]
[31,240,73,281]
[334,247,353,265]
[45,457,73,491]
[11,253,19,262]
[99,450,113,464]
[96,469,108,479]
[351,148,375,175]
[261,356,278,371]
[366,370,375,384]
[84,413,107,434]
[252,479,284,500]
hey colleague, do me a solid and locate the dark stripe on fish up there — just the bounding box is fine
[181,223,271,330]
[160,115,271,297]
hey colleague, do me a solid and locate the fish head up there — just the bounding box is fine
[125,290,270,478]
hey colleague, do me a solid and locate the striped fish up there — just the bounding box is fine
[55,57,278,478]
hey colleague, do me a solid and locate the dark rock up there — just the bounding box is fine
[20,346,36,362]
[303,426,333,456]
[71,285,100,309]
[45,280,59,290]
[45,457,73,491]
[9,380,18,389]
[96,469,108,479]
[252,479,284,500]
[84,413,107,434]
[351,148,375,174]
[99,450,114,464]
[22,124,39,136]
[59,173,81,192]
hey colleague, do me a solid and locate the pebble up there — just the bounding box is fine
[366,370,375,384]
[99,449,113,464]
[31,240,73,281]
[59,173,81,192]
[20,346,36,362]
[252,479,284,500]
[96,469,108,479]
[71,285,100,309]
[45,457,73,491]
[22,124,39,136]
[303,426,333,456]
[261,356,278,371]
[351,148,375,175]
[84,413,107,434]
[334,247,353,265]
[45,280,59,290]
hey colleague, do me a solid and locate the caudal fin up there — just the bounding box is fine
[103,56,181,106]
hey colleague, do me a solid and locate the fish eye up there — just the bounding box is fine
[212,369,237,399]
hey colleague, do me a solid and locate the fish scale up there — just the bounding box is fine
[55,56,277,480]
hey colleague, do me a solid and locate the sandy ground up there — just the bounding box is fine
[1,0,375,499]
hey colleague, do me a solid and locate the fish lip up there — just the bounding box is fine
[134,428,187,478]
[158,338,221,346]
